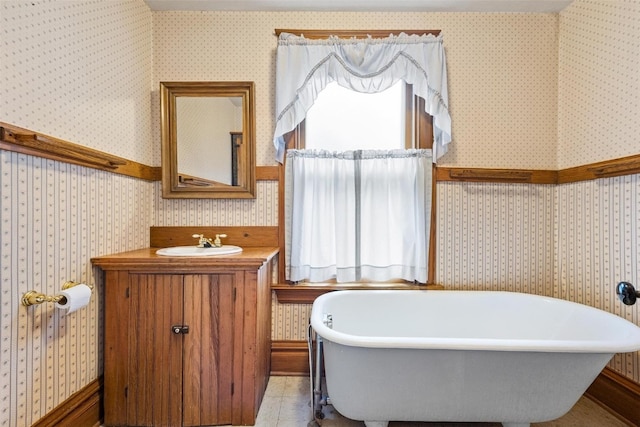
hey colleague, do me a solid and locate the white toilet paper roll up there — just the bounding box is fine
[55,283,92,314]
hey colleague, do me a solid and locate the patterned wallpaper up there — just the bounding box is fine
[1,1,640,426]
[151,10,560,169]
[0,153,153,427]
[432,178,640,383]
[1,0,154,165]
[558,0,640,169]
[436,182,556,296]
[554,0,640,381]
[556,176,640,384]
[153,181,279,225]
[0,1,154,426]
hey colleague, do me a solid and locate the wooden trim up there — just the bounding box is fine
[437,154,640,185]
[0,122,160,181]
[278,161,287,284]
[436,166,557,184]
[256,165,280,180]
[558,153,640,183]
[272,283,445,304]
[271,340,310,376]
[31,377,102,427]
[150,226,279,248]
[275,29,441,38]
[0,122,284,184]
[428,165,437,284]
[4,124,640,187]
[585,367,640,426]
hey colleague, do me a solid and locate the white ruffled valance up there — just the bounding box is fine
[273,32,452,162]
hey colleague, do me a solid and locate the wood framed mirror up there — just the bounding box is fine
[160,81,256,198]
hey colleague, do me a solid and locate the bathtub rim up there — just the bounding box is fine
[310,289,640,354]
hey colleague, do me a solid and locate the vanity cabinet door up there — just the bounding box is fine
[182,274,235,426]
[104,272,236,427]
[127,274,184,426]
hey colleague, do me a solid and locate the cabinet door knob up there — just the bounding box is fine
[172,325,189,334]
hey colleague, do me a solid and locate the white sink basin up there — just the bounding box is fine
[156,245,243,257]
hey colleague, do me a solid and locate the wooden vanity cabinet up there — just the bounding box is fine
[92,247,278,427]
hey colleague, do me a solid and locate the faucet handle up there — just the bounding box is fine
[213,234,227,247]
[192,233,213,247]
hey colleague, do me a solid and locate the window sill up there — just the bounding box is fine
[272,283,445,304]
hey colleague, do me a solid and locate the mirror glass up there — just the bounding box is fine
[160,81,255,198]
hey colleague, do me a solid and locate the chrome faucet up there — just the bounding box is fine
[192,234,213,248]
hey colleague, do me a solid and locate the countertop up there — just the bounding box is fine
[91,246,279,272]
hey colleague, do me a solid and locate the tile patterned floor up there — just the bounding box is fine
[251,376,628,427]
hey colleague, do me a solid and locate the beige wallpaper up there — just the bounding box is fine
[556,177,640,381]
[1,0,154,165]
[554,0,640,381]
[1,1,154,426]
[153,181,279,225]
[436,182,556,296]
[2,1,640,426]
[558,0,640,168]
[151,11,559,169]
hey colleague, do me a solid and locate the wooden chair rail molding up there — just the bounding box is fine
[5,122,638,185]
[0,122,279,183]
[437,154,640,185]
[436,167,556,184]
[560,154,640,183]
[0,122,161,181]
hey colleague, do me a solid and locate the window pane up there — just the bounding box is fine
[305,81,405,151]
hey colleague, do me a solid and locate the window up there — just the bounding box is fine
[290,81,432,151]
[274,31,449,283]
[305,81,407,150]
[284,82,434,284]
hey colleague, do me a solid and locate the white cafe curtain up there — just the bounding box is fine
[285,149,432,283]
[273,32,451,162]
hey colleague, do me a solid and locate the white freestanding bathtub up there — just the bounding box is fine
[310,290,640,427]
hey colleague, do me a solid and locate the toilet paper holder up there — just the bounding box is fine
[21,281,93,307]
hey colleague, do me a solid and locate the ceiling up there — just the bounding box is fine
[143,0,574,13]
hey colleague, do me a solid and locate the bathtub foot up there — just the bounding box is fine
[364,422,389,427]
[502,423,530,427]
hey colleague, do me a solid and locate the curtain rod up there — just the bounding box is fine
[274,29,441,38]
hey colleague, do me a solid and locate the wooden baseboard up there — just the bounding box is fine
[31,377,102,427]
[585,367,640,426]
[271,340,310,376]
